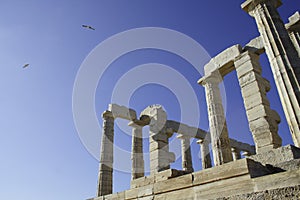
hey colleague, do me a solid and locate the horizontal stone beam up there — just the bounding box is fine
[108,104,137,120]
[229,139,256,155]
[203,44,242,77]
[166,120,255,154]
[166,120,207,139]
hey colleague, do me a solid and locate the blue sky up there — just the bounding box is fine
[0,0,299,199]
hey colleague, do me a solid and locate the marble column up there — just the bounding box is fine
[242,0,300,147]
[231,147,241,161]
[97,111,114,197]
[197,139,212,169]
[128,121,144,180]
[235,51,282,153]
[199,71,233,166]
[285,12,300,58]
[177,134,194,173]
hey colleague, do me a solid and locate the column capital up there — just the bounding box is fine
[102,110,114,119]
[198,71,223,86]
[197,138,210,145]
[176,134,192,140]
[231,147,240,152]
[241,0,282,14]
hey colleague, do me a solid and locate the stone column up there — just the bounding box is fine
[242,0,300,147]
[199,72,233,166]
[231,147,241,161]
[177,134,194,172]
[128,121,144,180]
[97,111,114,197]
[235,51,282,153]
[286,12,300,57]
[197,139,212,169]
[143,105,175,174]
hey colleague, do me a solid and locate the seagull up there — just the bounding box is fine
[22,63,29,68]
[82,24,95,30]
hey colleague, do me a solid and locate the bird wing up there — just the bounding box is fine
[23,64,29,68]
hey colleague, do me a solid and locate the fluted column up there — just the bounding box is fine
[231,147,241,161]
[197,139,212,169]
[199,71,233,166]
[177,134,194,172]
[235,51,282,153]
[242,0,300,147]
[97,111,114,197]
[128,121,144,180]
[285,12,300,58]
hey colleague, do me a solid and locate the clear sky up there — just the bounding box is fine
[0,0,299,200]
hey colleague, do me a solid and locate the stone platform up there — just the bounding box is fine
[88,145,300,200]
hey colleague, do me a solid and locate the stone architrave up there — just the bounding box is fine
[235,51,282,153]
[177,134,194,173]
[199,72,233,165]
[242,0,300,147]
[128,121,145,180]
[231,147,241,161]
[97,111,114,197]
[197,139,212,169]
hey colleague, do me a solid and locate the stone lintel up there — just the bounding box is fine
[241,0,282,13]
[108,104,137,120]
[166,120,254,154]
[166,120,207,139]
[286,11,300,32]
[229,139,256,155]
[202,44,242,77]
[243,36,265,55]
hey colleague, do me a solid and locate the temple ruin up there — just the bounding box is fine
[88,0,300,199]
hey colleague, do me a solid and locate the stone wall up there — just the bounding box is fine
[217,185,300,200]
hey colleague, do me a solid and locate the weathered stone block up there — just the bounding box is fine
[193,158,270,186]
[250,145,300,166]
[103,192,125,200]
[149,140,168,152]
[130,175,155,189]
[246,104,273,122]
[243,91,270,110]
[153,173,193,194]
[154,169,188,182]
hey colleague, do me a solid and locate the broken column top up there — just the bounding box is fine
[241,0,282,13]
[140,105,167,130]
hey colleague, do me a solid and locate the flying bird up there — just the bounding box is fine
[82,24,95,30]
[22,63,29,69]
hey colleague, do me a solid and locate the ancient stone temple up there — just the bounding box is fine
[88,1,300,199]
